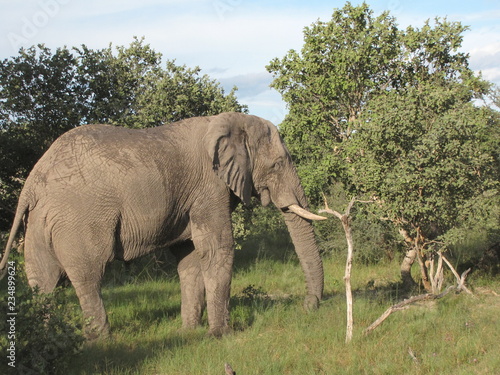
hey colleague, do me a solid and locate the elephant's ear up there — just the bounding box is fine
[204,114,253,206]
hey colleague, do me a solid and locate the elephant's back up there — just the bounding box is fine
[30,125,157,185]
[22,125,145,212]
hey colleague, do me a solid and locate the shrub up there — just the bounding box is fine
[0,252,84,375]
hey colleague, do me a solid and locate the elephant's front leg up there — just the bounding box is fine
[190,213,234,337]
[201,245,234,337]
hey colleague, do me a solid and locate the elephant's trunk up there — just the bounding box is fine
[282,211,324,310]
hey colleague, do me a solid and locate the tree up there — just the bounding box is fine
[268,2,499,289]
[346,17,498,290]
[76,38,245,128]
[349,88,498,290]
[0,39,246,230]
[267,2,400,198]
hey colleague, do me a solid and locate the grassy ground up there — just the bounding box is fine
[65,244,500,375]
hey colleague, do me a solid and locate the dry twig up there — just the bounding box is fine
[408,347,420,365]
[225,363,236,375]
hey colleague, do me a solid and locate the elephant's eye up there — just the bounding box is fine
[272,159,284,171]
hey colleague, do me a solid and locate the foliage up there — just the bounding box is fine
[267,2,401,198]
[76,39,246,128]
[345,21,499,287]
[0,45,84,229]
[230,284,272,331]
[0,38,246,230]
[268,1,499,288]
[315,184,402,264]
[0,252,84,374]
[350,93,497,239]
[232,199,290,256]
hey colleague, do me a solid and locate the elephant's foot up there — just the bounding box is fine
[83,317,111,341]
[181,304,204,330]
[303,294,320,311]
[207,325,232,338]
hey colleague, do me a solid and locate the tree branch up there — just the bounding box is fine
[364,264,473,336]
[441,254,474,296]
[364,286,456,335]
[318,192,343,219]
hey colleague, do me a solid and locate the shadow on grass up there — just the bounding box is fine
[69,329,206,375]
[229,284,297,332]
[233,231,298,271]
[103,284,182,331]
[322,279,411,306]
[70,288,294,373]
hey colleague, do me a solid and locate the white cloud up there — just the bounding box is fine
[143,10,312,74]
[462,24,500,84]
[450,8,500,23]
[480,68,500,84]
[0,0,209,57]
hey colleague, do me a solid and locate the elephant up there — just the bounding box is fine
[0,112,325,339]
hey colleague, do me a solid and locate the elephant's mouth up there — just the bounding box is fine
[257,187,326,221]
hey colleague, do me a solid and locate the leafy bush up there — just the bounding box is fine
[0,252,84,375]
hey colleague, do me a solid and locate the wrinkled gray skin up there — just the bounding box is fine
[0,113,324,339]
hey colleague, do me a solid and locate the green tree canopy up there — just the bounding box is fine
[268,2,499,289]
[267,2,492,199]
[267,2,401,198]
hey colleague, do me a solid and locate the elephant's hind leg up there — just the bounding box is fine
[64,258,110,340]
[56,229,113,340]
[70,278,110,340]
[24,223,63,293]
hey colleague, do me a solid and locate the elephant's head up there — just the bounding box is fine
[204,112,325,309]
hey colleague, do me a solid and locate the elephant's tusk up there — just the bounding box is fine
[287,204,327,221]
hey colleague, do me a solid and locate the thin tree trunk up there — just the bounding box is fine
[400,248,417,290]
[341,215,354,343]
[414,241,432,292]
[320,195,357,343]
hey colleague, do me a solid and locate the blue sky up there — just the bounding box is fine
[1,0,499,124]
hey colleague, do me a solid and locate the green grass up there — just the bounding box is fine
[66,250,500,375]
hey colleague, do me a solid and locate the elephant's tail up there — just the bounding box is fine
[0,196,29,278]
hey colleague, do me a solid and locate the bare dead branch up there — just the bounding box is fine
[364,275,472,336]
[319,192,342,219]
[408,347,420,365]
[441,254,461,281]
[345,196,357,216]
[319,193,355,343]
[441,255,474,296]
[430,252,444,294]
[364,292,440,335]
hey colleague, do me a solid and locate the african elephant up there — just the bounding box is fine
[0,112,325,339]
